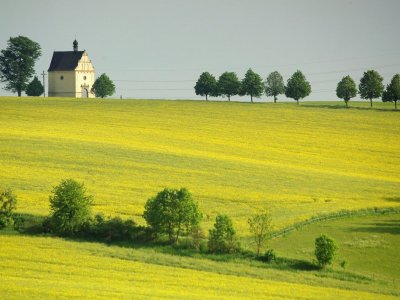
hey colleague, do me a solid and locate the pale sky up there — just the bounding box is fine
[0,0,399,101]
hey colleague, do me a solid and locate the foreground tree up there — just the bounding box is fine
[48,179,93,236]
[194,72,218,101]
[285,70,311,104]
[264,71,285,103]
[359,70,384,108]
[143,188,202,243]
[208,214,238,253]
[217,72,241,101]
[382,74,400,110]
[91,73,115,98]
[25,76,44,96]
[240,69,264,102]
[248,210,273,256]
[0,36,41,96]
[0,189,17,229]
[315,234,337,268]
[336,75,357,107]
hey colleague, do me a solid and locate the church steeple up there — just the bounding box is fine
[73,39,78,52]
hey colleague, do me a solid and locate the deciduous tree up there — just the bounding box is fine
[359,70,384,108]
[0,189,17,229]
[285,70,311,105]
[217,72,241,101]
[264,71,285,103]
[315,234,337,268]
[382,74,400,110]
[48,179,93,236]
[0,36,41,96]
[194,72,218,101]
[248,210,273,256]
[336,75,357,107]
[91,73,116,98]
[240,69,264,102]
[208,214,238,253]
[143,188,202,243]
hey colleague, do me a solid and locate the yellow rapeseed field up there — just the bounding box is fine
[0,97,399,234]
[0,234,397,299]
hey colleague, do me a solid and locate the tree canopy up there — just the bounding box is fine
[285,70,311,104]
[26,76,44,96]
[240,69,264,102]
[358,70,384,107]
[194,72,218,101]
[143,188,202,243]
[91,73,116,98]
[208,214,238,253]
[48,179,93,236]
[382,74,400,110]
[264,71,285,103]
[336,75,357,107]
[217,72,241,101]
[0,36,41,96]
[315,234,337,268]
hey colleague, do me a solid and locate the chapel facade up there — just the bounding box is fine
[48,40,95,98]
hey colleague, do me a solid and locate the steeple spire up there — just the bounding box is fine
[73,39,78,51]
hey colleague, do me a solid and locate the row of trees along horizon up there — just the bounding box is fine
[0,179,338,269]
[0,36,399,109]
[194,69,400,109]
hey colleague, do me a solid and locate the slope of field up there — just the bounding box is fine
[1,213,399,299]
[0,97,399,234]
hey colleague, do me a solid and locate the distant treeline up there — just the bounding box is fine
[194,69,400,109]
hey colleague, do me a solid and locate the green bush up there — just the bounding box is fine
[208,214,239,254]
[90,214,137,242]
[47,179,93,236]
[0,189,17,229]
[259,249,277,263]
[315,234,338,268]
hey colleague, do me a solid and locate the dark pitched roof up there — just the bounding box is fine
[48,51,84,71]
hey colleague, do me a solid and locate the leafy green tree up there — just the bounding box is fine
[217,72,241,101]
[143,188,202,243]
[0,36,41,97]
[264,71,285,103]
[248,210,273,256]
[208,214,238,253]
[382,74,400,110]
[194,72,218,101]
[315,234,337,268]
[48,179,93,236]
[336,75,357,107]
[240,69,264,102]
[25,76,44,96]
[91,73,116,98]
[0,189,17,229]
[285,70,311,105]
[359,70,384,108]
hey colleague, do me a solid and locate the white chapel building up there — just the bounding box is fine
[48,40,95,98]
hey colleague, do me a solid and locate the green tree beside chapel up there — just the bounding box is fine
[0,36,41,96]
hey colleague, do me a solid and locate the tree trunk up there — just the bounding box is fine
[17,89,21,97]
[370,98,373,108]
[345,100,348,108]
[206,94,208,101]
[175,226,181,244]
[395,100,397,110]
[251,95,253,103]
[274,95,277,103]
[296,99,299,105]
[228,95,230,102]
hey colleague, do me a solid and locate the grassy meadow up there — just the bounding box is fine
[1,96,400,298]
